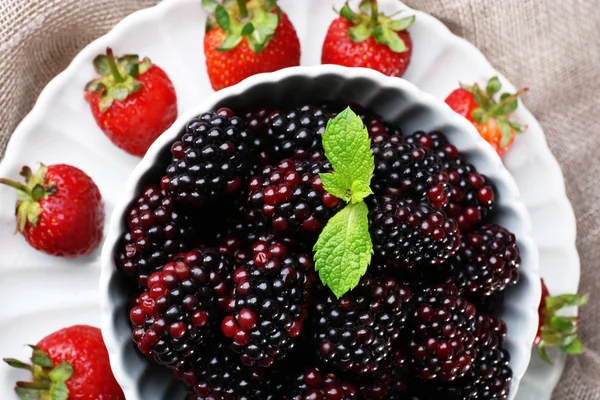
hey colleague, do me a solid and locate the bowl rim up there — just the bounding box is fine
[100,64,541,399]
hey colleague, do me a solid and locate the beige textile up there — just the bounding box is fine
[0,0,599,398]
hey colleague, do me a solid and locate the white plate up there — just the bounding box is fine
[0,0,579,399]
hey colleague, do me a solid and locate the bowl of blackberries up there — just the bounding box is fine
[101,65,540,400]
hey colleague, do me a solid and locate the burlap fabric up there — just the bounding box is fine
[1,0,598,398]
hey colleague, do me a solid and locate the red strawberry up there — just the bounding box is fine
[321,0,414,77]
[0,163,104,257]
[85,48,177,157]
[445,76,528,157]
[535,278,588,362]
[3,325,124,400]
[203,0,301,91]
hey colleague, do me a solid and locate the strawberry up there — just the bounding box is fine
[85,48,177,157]
[321,0,415,77]
[445,76,528,157]
[202,0,301,91]
[535,279,588,363]
[0,163,104,257]
[3,325,124,400]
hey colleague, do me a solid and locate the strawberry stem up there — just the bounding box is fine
[237,0,249,18]
[105,47,124,84]
[0,178,28,193]
[370,0,379,26]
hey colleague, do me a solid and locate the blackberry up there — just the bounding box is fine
[357,347,411,399]
[407,131,497,232]
[264,104,333,161]
[446,162,497,232]
[115,184,196,287]
[129,248,232,367]
[167,108,254,207]
[407,131,463,164]
[249,158,343,234]
[175,342,267,400]
[221,236,315,367]
[314,275,413,374]
[371,134,450,208]
[408,283,477,382]
[286,367,357,399]
[416,314,511,400]
[368,196,460,266]
[447,224,520,298]
[364,113,403,139]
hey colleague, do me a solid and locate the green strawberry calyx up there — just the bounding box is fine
[3,345,74,400]
[0,164,55,233]
[85,47,152,113]
[537,292,589,363]
[340,0,415,53]
[462,76,529,148]
[203,0,280,54]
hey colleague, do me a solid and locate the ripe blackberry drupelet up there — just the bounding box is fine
[371,134,450,208]
[368,196,461,266]
[264,104,334,161]
[167,108,254,207]
[287,367,357,399]
[129,249,232,368]
[222,236,315,367]
[314,275,413,374]
[249,158,343,234]
[417,313,511,400]
[115,184,196,287]
[407,131,497,232]
[445,161,497,232]
[357,347,412,400]
[407,131,463,164]
[175,341,268,400]
[447,224,521,298]
[408,283,477,382]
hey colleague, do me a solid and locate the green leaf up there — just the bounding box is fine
[241,22,255,36]
[14,387,41,400]
[201,0,218,13]
[348,23,372,43]
[138,57,152,75]
[537,344,552,364]
[321,107,374,189]
[218,31,243,51]
[320,172,351,201]
[3,358,32,371]
[108,86,130,102]
[313,202,373,298]
[350,180,373,203]
[264,0,277,11]
[98,96,114,113]
[48,362,73,383]
[358,0,371,13]
[215,5,230,31]
[471,108,485,123]
[562,337,583,355]
[497,117,513,148]
[124,62,139,78]
[500,100,519,115]
[546,293,589,314]
[29,346,53,369]
[373,26,408,52]
[389,15,415,32]
[486,76,502,96]
[248,10,278,52]
[92,55,110,75]
[340,3,358,23]
[49,382,69,400]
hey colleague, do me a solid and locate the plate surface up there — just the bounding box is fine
[0,0,580,399]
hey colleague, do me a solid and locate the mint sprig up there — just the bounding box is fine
[314,107,374,298]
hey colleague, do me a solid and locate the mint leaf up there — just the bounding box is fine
[320,172,351,201]
[313,202,373,298]
[320,107,374,203]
